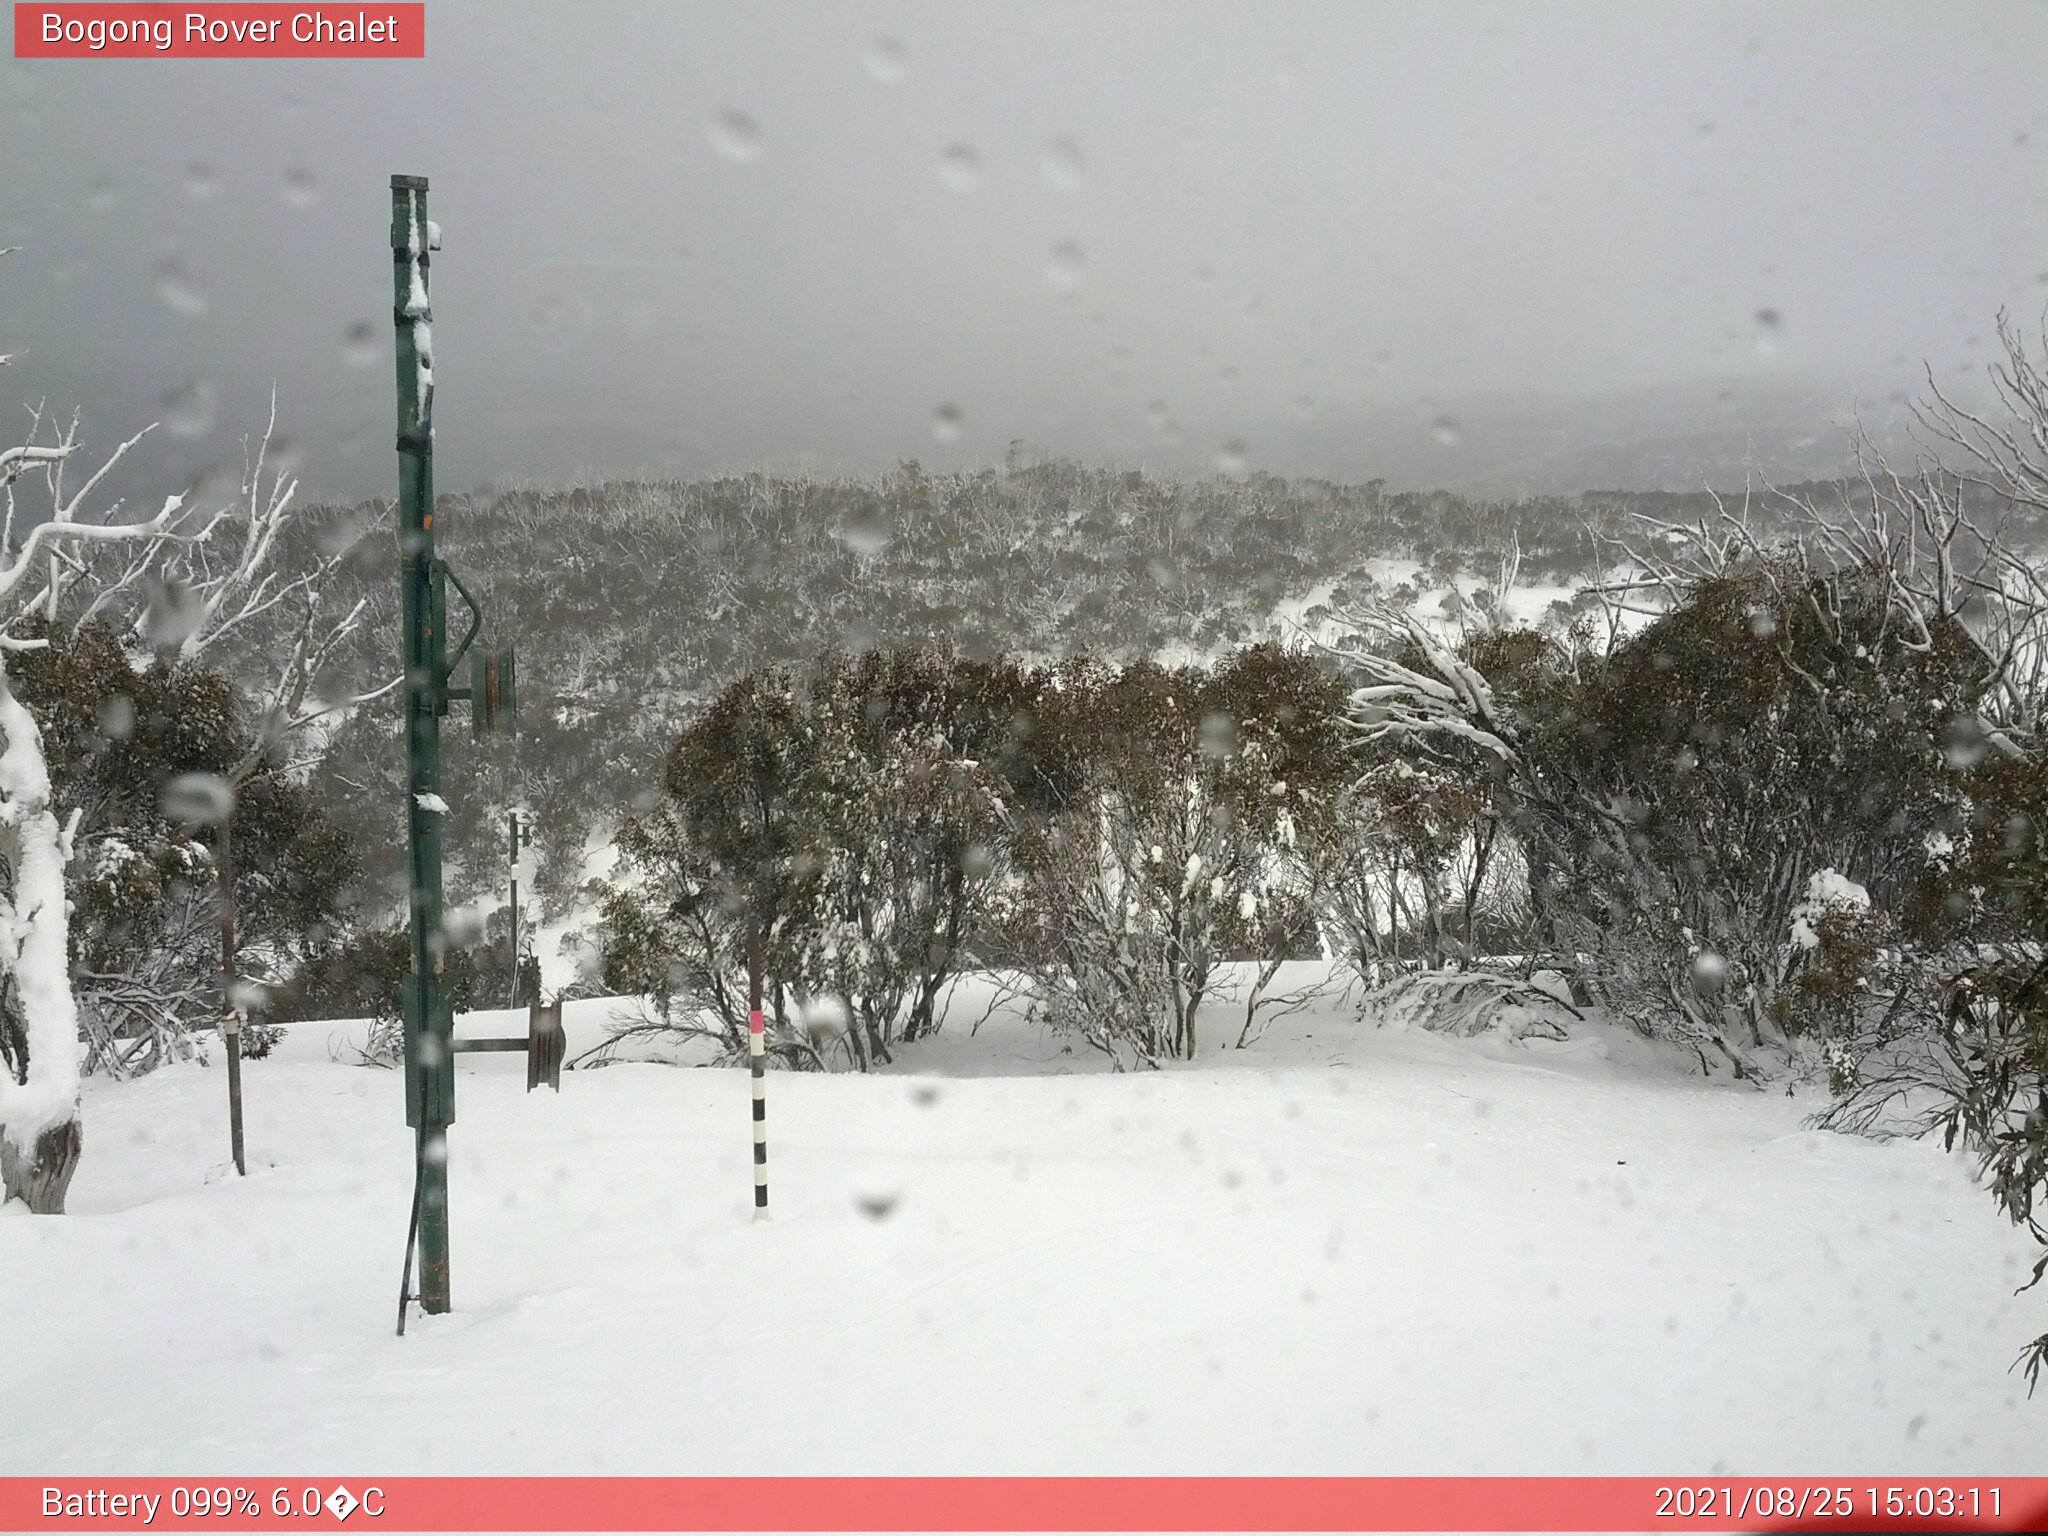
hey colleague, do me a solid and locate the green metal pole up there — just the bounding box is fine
[392,172,451,1315]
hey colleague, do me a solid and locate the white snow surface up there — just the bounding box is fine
[1,963,2042,1476]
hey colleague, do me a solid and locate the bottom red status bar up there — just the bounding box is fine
[10,1477,2048,1533]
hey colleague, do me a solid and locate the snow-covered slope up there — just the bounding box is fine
[1,969,2040,1476]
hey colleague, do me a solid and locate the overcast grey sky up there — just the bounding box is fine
[5,0,2048,502]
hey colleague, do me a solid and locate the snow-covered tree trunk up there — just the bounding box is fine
[0,656,85,1210]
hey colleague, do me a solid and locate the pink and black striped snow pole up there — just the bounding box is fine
[749,1007,769,1218]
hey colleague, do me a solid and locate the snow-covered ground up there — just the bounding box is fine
[2,966,2042,1476]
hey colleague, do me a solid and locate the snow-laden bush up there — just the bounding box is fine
[597,647,1032,1070]
[1016,646,1351,1067]
[1369,967,1577,1042]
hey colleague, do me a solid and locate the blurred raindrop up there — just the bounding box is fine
[936,143,981,191]
[931,402,964,443]
[864,35,907,84]
[1214,438,1249,475]
[160,379,217,440]
[161,772,235,827]
[521,284,595,351]
[153,257,209,318]
[184,161,218,200]
[184,460,238,505]
[87,175,116,212]
[709,109,764,162]
[1943,714,1990,770]
[342,320,378,368]
[855,1192,899,1222]
[1044,239,1084,292]
[1753,307,1783,357]
[439,908,486,950]
[282,165,319,209]
[1041,136,1085,190]
[840,502,892,555]
[95,693,135,742]
[1430,415,1460,446]
[142,574,204,649]
[1200,711,1239,759]
[802,997,849,1041]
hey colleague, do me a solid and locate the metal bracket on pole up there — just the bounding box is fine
[449,999,565,1092]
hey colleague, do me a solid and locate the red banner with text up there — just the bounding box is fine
[13,4,424,58]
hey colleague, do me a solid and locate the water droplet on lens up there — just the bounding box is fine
[87,176,115,212]
[1045,239,1084,292]
[1214,438,1249,475]
[521,285,594,350]
[143,575,204,648]
[1041,136,1085,189]
[282,166,318,209]
[936,143,980,191]
[710,109,764,161]
[154,257,208,318]
[342,320,378,368]
[184,461,237,504]
[184,161,218,200]
[160,380,217,439]
[1430,415,1460,446]
[161,771,235,826]
[864,35,907,84]
[1752,307,1782,357]
[95,693,135,741]
[841,502,892,555]
[931,403,964,443]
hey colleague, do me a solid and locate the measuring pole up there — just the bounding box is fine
[392,172,451,1316]
[749,928,768,1220]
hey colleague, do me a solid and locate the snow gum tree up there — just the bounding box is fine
[1342,472,2024,1077]
[598,647,1037,1069]
[0,410,208,1210]
[7,616,357,1075]
[1017,647,1349,1066]
[1534,554,1982,1072]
